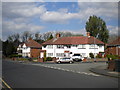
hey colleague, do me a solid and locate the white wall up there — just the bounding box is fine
[42,44,104,58]
[21,44,31,57]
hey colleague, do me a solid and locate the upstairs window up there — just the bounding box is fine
[65,45,71,48]
[89,44,97,49]
[78,45,86,49]
[47,45,53,49]
[57,45,64,49]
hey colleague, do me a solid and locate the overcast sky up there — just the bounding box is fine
[1,1,119,40]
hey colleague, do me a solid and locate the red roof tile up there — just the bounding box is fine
[42,36,104,45]
[25,39,42,48]
[108,37,120,46]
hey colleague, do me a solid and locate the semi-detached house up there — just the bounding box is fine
[42,32,105,58]
[17,38,42,58]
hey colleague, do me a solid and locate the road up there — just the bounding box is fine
[2,60,118,88]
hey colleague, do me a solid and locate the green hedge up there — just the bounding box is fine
[106,55,119,60]
[9,54,22,58]
[89,53,94,58]
[46,57,53,61]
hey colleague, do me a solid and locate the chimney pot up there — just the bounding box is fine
[86,32,90,37]
[56,33,61,38]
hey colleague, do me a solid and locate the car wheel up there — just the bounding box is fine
[58,61,61,64]
[69,61,73,64]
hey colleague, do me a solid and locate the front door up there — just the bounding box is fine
[40,52,44,58]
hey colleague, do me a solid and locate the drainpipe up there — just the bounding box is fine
[116,45,118,55]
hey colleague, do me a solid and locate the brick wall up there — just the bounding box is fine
[105,46,120,56]
[31,49,41,58]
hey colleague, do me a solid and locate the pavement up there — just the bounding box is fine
[89,63,120,78]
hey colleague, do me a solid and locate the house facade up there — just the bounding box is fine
[42,33,105,58]
[105,37,120,56]
[17,38,42,58]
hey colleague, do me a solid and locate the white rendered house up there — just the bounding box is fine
[17,38,42,58]
[42,33,105,58]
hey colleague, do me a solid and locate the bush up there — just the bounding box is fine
[46,57,53,61]
[89,53,94,58]
[9,54,22,58]
[43,52,46,61]
[28,58,33,61]
[106,55,119,60]
[96,53,102,58]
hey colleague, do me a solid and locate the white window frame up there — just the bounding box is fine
[47,45,53,49]
[78,44,86,49]
[47,53,53,57]
[56,53,64,57]
[57,45,64,49]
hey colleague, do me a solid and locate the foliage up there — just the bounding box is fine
[2,40,17,57]
[9,54,22,58]
[106,55,119,60]
[89,53,94,58]
[96,53,102,58]
[46,57,53,61]
[85,15,109,43]
[28,58,33,61]
[47,34,53,41]
[17,58,28,61]
[43,52,46,61]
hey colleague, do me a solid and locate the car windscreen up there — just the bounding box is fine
[61,58,70,60]
[73,54,81,56]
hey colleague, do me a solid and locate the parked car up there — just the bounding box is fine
[56,57,74,64]
[71,54,84,61]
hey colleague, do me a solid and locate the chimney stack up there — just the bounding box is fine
[56,33,61,38]
[86,32,90,38]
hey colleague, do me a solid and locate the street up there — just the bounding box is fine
[2,60,118,88]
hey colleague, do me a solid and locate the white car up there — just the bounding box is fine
[72,54,84,62]
[56,57,74,64]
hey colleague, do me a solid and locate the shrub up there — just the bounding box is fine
[89,53,94,58]
[43,52,46,61]
[106,54,119,60]
[96,53,102,58]
[46,57,53,61]
[28,58,33,61]
[9,54,22,58]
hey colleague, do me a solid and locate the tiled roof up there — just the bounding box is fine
[108,37,120,46]
[42,36,104,45]
[25,39,42,48]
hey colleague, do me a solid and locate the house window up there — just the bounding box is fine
[56,53,64,57]
[57,45,64,49]
[47,53,53,57]
[72,45,77,47]
[89,44,97,48]
[66,45,71,48]
[47,45,53,49]
[78,45,86,49]
[98,44,103,47]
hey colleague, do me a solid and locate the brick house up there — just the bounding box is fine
[41,32,105,58]
[105,37,120,56]
[17,38,42,58]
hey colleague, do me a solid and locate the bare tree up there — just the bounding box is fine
[21,31,33,42]
[7,33,20,43]
[34,32,42,40]
[42,32,53,41]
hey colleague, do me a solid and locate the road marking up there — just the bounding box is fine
[0,78,12,90]
[36,64,100,77]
